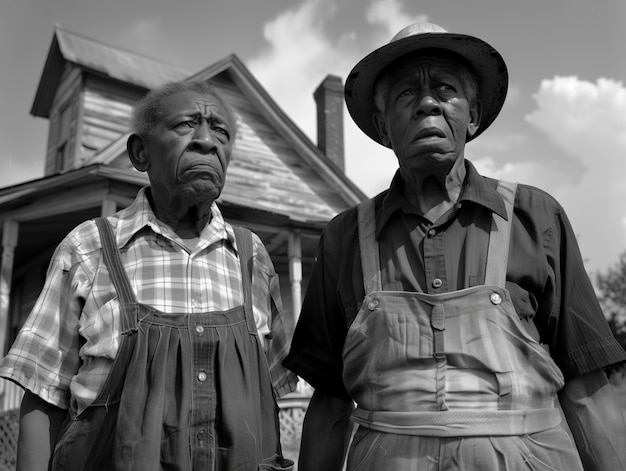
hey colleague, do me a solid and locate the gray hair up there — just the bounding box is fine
[130,80,239,139]
[373,51,479,114]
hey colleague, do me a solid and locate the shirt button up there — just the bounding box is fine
[427,229,436,237]
[197,430,206,440]
[367,300,378,310]
[490,292,502,305]
[195,325,204,334]
[432,278,443,288]
[197,371,207,382]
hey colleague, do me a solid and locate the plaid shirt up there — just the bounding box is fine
[0,188,297,413]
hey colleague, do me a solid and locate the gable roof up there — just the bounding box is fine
[31,25,190,118]
[88,56,366,223]
[29,27,367,224]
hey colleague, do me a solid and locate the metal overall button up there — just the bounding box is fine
[490,292,502,305]
[367,299,379,310]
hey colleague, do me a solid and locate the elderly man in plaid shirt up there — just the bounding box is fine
[1,80,296,471]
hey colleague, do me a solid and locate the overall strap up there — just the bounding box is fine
[484,180,518,288]
[232,225,255,333]
[357,198,382,295]
[94,217,139,334]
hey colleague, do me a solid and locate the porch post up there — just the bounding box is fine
[101,199,117,217]
[0,220,18,355]
[288,231,302,324]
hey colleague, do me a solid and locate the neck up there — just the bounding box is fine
[149,190,214,238]
[400,157,466,222]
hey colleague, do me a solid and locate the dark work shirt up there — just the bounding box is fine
[284,161,626,400]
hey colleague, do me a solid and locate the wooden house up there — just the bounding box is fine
[0,26,366,462]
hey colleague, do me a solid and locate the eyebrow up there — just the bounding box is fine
[169,108,229,124]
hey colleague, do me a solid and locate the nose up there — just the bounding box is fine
[188,120,217,154]
[414,92,441,117]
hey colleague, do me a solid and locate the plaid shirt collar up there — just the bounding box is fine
[115,187,238,254]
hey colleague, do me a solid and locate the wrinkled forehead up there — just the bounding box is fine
[161,90,229,118]
[383,48,475,79]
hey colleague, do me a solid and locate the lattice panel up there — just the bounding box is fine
[279,406,306,447]
[0,409,19,471]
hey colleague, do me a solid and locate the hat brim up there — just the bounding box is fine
[344,32,508,146]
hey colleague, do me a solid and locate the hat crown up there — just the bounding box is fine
[390,23,448,43]
[345,22,508,147]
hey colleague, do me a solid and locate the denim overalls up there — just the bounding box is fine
[51,218,288,470]
[342,181,583,470]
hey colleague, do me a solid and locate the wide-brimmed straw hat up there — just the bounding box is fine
[344,23,508,146]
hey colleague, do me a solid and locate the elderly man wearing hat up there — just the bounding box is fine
[284,23,626,470]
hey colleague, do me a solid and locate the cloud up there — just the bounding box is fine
[366,0,427,38]
[523,76,626,272]
[247,0,427,196]
[526,77,626,164]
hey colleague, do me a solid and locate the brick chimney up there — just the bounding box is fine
[314,74,345,172]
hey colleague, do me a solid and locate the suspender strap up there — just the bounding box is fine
[232,226,256,334]
[484,180,518,288]
[358,180,518,293]
[357,198,382,295]
[95,217,138,335]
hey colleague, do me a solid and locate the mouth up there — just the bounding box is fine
[178,161,220,181]
[414,128,445,141]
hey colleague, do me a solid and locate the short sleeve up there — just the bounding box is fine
[0,237,90,408]
[543,203,626,377]
[251,233,298,398]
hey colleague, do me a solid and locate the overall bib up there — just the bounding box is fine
[51,218,288,470]
[342,182,584,470]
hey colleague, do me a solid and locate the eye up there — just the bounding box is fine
[174,119,196,130]
[437,83,457,93]
[212,125,230,141]
[393,89,414,103]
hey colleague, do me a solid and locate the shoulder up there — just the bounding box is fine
[514,182,561,209]
[53,219,105,268]
[63,214,129,253]
[227,223,276,274]
[327,204,359,229]
[512,182,566,223]
[323,191,387,240]
[250,230,271,264]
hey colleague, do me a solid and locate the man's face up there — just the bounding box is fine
[373,51,481,174]
[142,90,234,205]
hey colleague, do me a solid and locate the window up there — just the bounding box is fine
[55,103,72,172]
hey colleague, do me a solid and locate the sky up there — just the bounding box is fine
[2,0,626,279]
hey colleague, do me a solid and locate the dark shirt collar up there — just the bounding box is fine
[376,160,509,237]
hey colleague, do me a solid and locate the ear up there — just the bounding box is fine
[466,100,482,139]
[372,112,392,148]
[127,134,150,172]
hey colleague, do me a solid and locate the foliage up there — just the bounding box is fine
[596,252,626,378]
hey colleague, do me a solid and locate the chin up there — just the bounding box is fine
[181,183,222,203]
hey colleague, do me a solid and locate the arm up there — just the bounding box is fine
[1,235,91,470]
[298,389,355,471]
[250,233,298,398]
[558,368,626,471]
[16,390,66,471]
